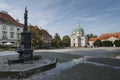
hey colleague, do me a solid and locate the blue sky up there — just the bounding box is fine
[0,0,120,37]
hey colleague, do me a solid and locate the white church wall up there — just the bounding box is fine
[75,36,79,47]
[81,37,86,47]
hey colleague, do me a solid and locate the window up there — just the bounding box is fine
[10,32,14,38]
[17,33,20,39]
[81,38,84,40]
[3,26,7,30]
[10,27,14,31]
[2,32,7,39]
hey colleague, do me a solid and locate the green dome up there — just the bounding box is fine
[73,24,83,33]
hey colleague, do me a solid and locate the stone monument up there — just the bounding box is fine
[17,7,33,61]
[8,8,37,63]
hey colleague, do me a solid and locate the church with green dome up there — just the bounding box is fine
[70,23,88,47]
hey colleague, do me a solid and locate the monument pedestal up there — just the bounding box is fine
[19,32,33,59]
[18,49,33,60]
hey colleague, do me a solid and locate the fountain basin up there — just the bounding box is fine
[0,57,56,79]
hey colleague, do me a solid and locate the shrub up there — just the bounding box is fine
[93,39,102,47]
[102,41,113,47]
[0,45,17,50]
[114,40,120,47]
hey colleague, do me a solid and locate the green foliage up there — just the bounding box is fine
[87,33,97,39]
[52,33,61,48]
[0,49,3,51]
[114,40,120,47]
[0,45,16,48]
[0,45,17,51]
[28,25,43,48]
[93,39,102,47]
[62,35,70,47]
[102,41,113,47]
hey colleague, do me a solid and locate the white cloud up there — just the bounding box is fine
[74,17,98,22]
[29,5,60,26]
[0,0,24,23]
[0,0,10,10]
[0,0,119,37]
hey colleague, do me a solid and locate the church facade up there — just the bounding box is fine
[70,24,88,47]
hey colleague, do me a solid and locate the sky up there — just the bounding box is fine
[0,0,120,37]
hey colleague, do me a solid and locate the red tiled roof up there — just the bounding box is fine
[89,32,120,41]
[0,11,23,27]
[100,32,120,39]
[41,29,51,37]
[89,38,100,41]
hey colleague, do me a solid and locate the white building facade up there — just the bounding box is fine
[0,11,23,45]
[70,24,88,47]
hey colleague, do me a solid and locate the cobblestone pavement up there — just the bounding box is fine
[0,47,120,80]
[27,47,120,80]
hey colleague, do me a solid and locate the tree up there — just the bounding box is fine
[62,35,70,47]
[52,38,55,47]
[52,33,61,48]
[93,39,102,47]
[28,25,43,48]
[114,40,120,47]
[87,33,97,39]
[102,41,113,47]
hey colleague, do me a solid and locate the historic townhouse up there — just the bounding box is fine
[40,29,52,47]
[0,10,23,45]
